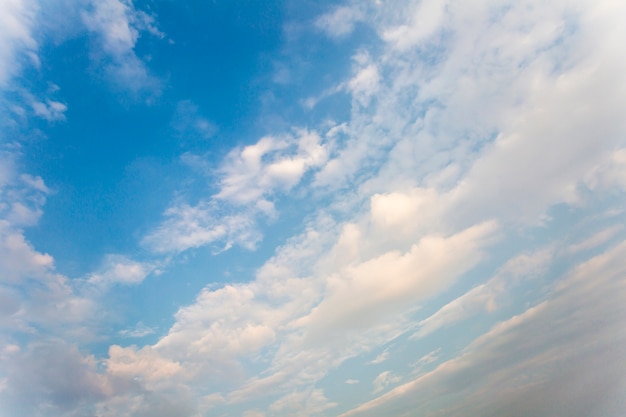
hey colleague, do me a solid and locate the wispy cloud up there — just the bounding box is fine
[372,371,401,394]
[81,0,163,92]
[118,322,156,338]
[144,129,329,254]
[0,0,38,87]
[340,239,626,417]
[2,0,626,416]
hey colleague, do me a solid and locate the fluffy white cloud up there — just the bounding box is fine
[0,153,96,338]
[0,340,109,417]
[216,130,328,204]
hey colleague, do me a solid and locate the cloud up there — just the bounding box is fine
[368,348,389,365]
[144,129,329,254]
[269,388,337,417]
[340,238,626,417]
[215,130,328,204]
[0,0,38,87]
[30,98,67,121]
[410,348,441,374]
[137,1,626,412]
[3,0,626,415]
[372,371,401,394]
[171,100,217,142]
[106,345,182,385]
[566,224,624,254]
[413,249,553,338]
[315,5,364,38]
[295,221,498,345]
[118,322,156,338]
[0,152,96,337]
[81,0,163,92]
[382,0,448,50]
[87,255,154,286]
[142,200,262,253]
[0,340,108,417]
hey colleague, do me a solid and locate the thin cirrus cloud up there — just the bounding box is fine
[1,0,625,416]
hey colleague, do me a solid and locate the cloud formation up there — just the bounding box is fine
[1,0,625,416]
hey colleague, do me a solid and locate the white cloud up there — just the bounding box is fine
[4,0,625,415]
[410,348,441,374]
[243,410,266,417]
[566,224,624,254]
[118,322,156,338]
[315,5,364,38]
[295,221,498,344]
[347,62,380,106]
[372,371,401,394]
[145,129,329,254]
[368,348,389,365]
[382,0,448,50]
[0,153,97,337]
[585,148,626,192]
[0,0,38,87]
[340,238,626,417]
[115,0,626,415]
[88,255,154,286]
[216,130,328,204]
[143,201,261,253]
[0,221,54,284]
[30,98,67,121]
[106,345,182,385]
[0,340,109,417]
[269,388,337,417]
[413,249,553,338]
[81,0,163,92]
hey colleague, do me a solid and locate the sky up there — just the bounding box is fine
[1,0,626,416]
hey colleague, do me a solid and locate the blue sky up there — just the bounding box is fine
[1,0,626,416]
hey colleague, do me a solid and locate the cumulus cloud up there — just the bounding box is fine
[0,153,95,338]
[0,340,108,417]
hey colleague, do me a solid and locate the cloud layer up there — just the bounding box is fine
[1,0,625,416]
